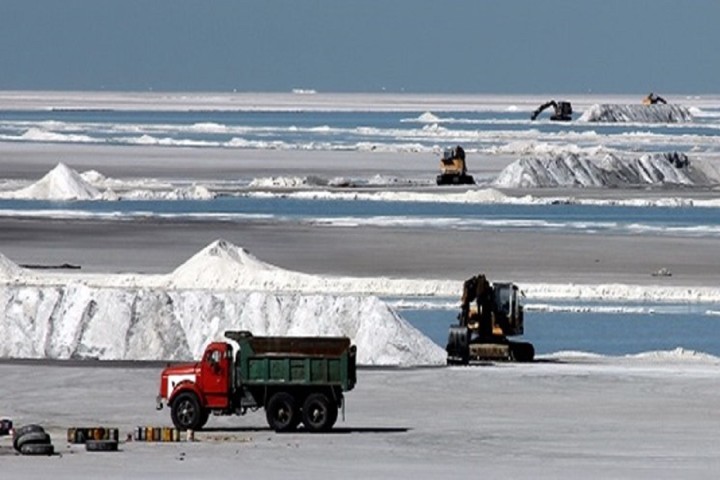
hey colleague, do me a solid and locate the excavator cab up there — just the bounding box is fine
[436,145,475,185]
[492,282,524,336]
[446,275,533,364]
[531,100,573,121]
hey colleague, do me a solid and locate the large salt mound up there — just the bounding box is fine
[0,284,446,366]
[494,153,708,188]
[0,162,102,200]
[579,104,693,123]
[494,154,609,188]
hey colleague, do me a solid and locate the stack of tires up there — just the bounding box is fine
[13,424,54,456]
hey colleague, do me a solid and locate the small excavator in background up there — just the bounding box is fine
[530,100,573,121]
[436,145,475,185]
[643,92,667,105]
[446,274,535,364]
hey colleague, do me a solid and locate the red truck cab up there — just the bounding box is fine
[157,341,233,429]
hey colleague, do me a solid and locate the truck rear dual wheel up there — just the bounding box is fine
[266,392,300,432]
[302,393,338,432]
[171,392,209,431]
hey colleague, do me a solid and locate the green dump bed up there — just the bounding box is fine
[227,332,357,392]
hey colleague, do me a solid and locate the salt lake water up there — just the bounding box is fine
[402,306,720,356]
[2,198,720,238]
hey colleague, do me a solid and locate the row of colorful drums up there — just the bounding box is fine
[134,426,182,442]
[67,427,119,444]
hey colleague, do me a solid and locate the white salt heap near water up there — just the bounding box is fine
[493,152,716,188]
[0,240,446,366]
[0,163,216,201]
[0,162,102,200]
[579,104,693,123]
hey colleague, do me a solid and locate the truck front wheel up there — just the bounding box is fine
[171,392,207,431]
[266,392,299,432]
[302,393,337,432]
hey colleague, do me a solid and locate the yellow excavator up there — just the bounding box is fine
[436,145,475,185]
[530,100,573,121]
[642,92,667,105]
[446,274,535,364]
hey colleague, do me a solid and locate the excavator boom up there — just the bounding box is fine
[531,100,572,121]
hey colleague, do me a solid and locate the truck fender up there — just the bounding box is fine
[168,381,206,407]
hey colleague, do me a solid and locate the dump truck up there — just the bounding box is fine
[157,331,357,432]
[446,274,534,364]
[436,145,475,185]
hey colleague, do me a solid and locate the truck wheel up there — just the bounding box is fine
[171,392,206,431]
[302,393,334,432]
[266,392,299,432]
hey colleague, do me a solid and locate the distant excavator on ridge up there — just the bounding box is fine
[530,100,573,121]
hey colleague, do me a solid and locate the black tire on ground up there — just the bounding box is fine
[170,392,207,431]
[12,424,45,451]
[15,431,52,452]
[301,393,335,432]
[14,424,45,438]
[85,439,119,452]
[265,392,299,432]
[20,442,55,456]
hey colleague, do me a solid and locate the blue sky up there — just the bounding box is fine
[1,0,718,93]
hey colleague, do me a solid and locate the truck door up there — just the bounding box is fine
[201,343,232,409]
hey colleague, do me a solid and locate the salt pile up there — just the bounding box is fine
[579,104,693,123]
[493,152,712,188]
[0,241,446,366]
[0,284,445,365]
[0,162,102,200]
[0,163,216,201]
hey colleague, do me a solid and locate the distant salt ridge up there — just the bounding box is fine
[579,104,693,123]
[0,163,215,201]
[0,284,445,365]
[4,240,720,303]
[542,349,720,364]
[493,152,715,188]
[627,347,720,362]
